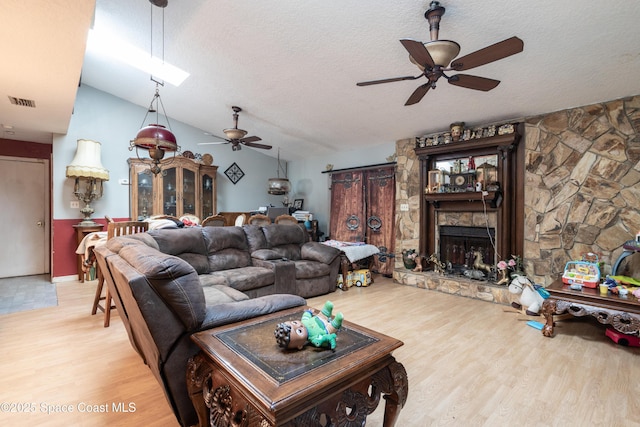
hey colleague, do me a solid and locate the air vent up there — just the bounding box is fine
[8,96,36,108]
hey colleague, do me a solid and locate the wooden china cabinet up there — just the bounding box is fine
[129,157,217,220]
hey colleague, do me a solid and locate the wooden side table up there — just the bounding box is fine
[187,306,408,426]
[73,223,104,282]
[540,279,640,337]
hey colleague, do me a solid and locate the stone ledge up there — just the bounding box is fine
[393,268,516,306]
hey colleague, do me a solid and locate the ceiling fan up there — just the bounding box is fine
[199,106,272,151]
[356,1,524,106]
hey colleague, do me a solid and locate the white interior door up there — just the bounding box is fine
[0,156,49,278]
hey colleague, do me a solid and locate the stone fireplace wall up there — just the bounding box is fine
[395,94,640,289]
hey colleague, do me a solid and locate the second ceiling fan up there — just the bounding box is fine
[199,106,272,151]
[357,1,524,106]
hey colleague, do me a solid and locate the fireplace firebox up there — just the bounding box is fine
[439,225,495,271]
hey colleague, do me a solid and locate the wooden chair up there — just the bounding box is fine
[247,213,271,225]
[202,214,227,227]
[274,214,298,225]
[234,213,247,226]
[92,221,149,327]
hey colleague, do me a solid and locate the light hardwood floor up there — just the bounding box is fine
[1,276,638,426]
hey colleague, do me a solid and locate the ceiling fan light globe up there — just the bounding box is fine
[424,40,460,67]
[224,128,247,140]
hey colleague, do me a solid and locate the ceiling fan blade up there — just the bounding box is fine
[243,141,272,150]
[451,36,523,71]
[357,75,422,86]
[448,74,500,91]
[400,39,435,69]
[405,83,431,106]
[239,135,262,144]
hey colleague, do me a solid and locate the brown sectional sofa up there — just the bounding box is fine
[94,223,341,427]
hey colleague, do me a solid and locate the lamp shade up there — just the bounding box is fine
[66,139,109,180]
[267,177,291,195]
[133,124,178,151]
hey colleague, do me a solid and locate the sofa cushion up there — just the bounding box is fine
[262,224,307,246]
[202,226,252,271]
[199,267,275,293]
[252,249,283,260]
[147,228,210,274]
[117,243,206,330]
[243,224,268,253]
[202,284,250,305]
[294,259,332,279]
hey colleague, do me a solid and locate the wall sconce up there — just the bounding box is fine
[66,139,110,226]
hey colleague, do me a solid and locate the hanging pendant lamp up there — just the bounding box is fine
[268,148,291,195]
[129,0,178,175]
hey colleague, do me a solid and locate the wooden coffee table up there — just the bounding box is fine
[540,279,640,337]
[186,306,408,427]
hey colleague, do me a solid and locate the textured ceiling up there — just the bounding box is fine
[2,0,640,161]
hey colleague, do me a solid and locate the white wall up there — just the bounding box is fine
[53,84,286,220]
[287,143,397,239]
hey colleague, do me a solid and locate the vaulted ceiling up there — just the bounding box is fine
[2,0,640,161]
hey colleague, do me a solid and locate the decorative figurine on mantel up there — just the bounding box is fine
[450,122,465,142]
[274,301,344,351]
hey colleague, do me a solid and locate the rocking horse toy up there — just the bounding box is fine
[508,274,548,316]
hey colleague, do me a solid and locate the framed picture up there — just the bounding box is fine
[293,199,303,210]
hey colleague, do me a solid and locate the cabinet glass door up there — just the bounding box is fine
[136,171,153,219]
[163,167,177,216]
[182,168,196,215]
[201,172,215,219]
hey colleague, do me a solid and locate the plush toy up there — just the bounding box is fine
[274,301,343,351]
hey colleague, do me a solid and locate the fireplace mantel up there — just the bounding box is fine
[414,123,524,268]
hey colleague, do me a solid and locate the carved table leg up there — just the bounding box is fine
[187,353,213,427]
[381,361,408,427]
[540,299,557,337]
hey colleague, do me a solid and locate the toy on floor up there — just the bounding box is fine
[274,301,344,351]
[509,274,548,316]
[605,327,640,347]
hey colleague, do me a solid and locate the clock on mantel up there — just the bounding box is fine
[414,122,524,270]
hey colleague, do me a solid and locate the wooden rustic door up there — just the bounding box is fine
[364,167,395,276]
[329,171,365,242]
[329,166,395,276]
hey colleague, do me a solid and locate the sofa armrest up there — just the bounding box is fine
[251,258,297,294]
[200,294,306,329]
[301,242,341,264]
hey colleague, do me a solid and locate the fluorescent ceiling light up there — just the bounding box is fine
[87,29,189,87]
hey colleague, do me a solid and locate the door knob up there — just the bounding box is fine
[36,221,44,227]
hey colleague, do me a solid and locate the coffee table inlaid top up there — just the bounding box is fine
[190,306,404,412]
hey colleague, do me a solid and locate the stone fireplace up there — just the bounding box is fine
[415,127,523,274]
[394,94,640,305]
